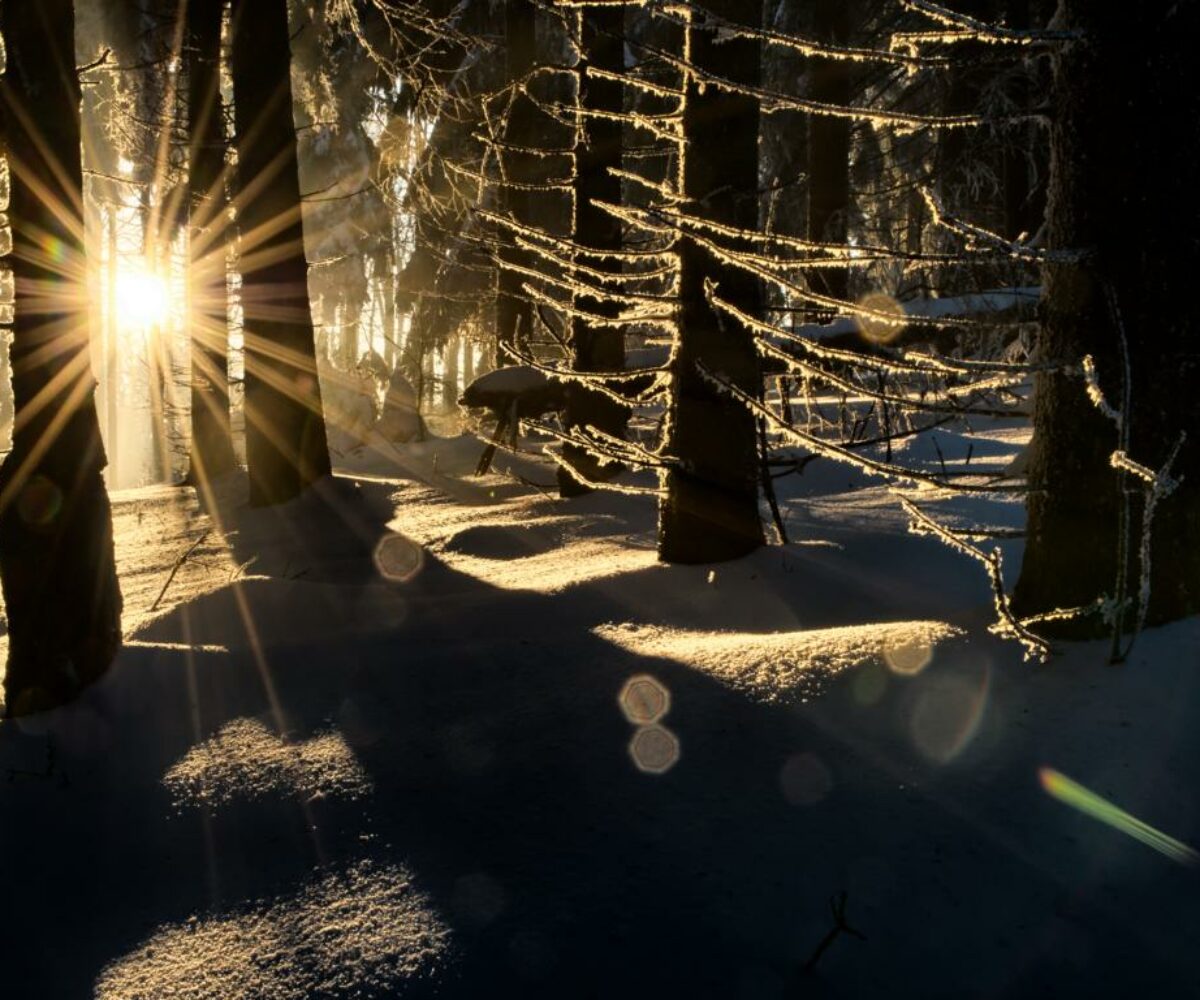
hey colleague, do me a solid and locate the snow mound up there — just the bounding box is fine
[594,619,963,703]
[95,860,449,1000]
[162,717,372,807]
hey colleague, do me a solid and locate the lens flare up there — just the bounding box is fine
[115,265,170,330]
[619,675,670,725]
[855,292,907,344]
[629,724,680,775]
[883,637,933,675]
[373,533,424,583]
[780,752,834,806]
[16,474,63,527]
[1039,767,1199,866]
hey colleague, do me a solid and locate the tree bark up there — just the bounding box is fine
[187,0,236,483]
[1013,2,1200,630]
[0,0,123,715]
[806,0,851,308]
[495,0,539,357]
[658,3,764,563]
[229,0,330,505]
[558,3,628,497]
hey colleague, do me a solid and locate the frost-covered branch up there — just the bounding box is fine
[900,497,1051,661]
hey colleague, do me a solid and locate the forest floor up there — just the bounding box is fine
[1,421,1198,998]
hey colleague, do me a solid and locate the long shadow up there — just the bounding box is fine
[1,479,1197,999]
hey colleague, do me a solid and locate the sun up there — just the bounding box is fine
[115,265,170,331]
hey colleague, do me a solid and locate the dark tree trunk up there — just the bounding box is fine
[229,0,331,506]
[1001,0,1048,242]
[495,0,539,356]
[1012,2,1200,630]
[558,3,628,497]
[187,0,236,483]
[658,4,764,563]
[806,0,851,307]
[0,0,123,715]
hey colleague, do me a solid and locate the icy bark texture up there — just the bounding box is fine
[658,3,764,563]
[558,4,629,497]
[1013,2,1200,627]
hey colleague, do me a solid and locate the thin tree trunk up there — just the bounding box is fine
[558,4,628,497]
[495,0,539,358]
[658,4,764,563]
[106,211,122,486]
[187,0,235,483]
[0,0,123,715]
[229,0,330,506]
[442,335,459,411]
[381,251,397,369]
[806,0,852,308]
[462,337,475,389]
[1013,1,1200,631]
[1001,0,1047,242]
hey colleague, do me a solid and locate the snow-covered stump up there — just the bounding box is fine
[459,366,566,475]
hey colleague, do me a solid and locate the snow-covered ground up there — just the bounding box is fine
[1,421,1198,998]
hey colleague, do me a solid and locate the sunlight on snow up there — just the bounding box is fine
[94,860,449,1000]
[111,485,240,635]
[162,717,372,808]
[439,535,657,593]
[595,620,963,705]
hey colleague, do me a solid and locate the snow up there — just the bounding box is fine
[1,416,1199,998]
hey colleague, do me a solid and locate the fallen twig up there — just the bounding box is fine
[802,891,866,973]
[149,530,211,614]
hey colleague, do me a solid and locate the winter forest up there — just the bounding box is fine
[0,0,1197,996]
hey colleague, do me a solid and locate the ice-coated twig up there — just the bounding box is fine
[707,285,1053,378]
[896,0,1081,47]
[920,187,1084,263]
[900,498,1052,661]
[657,1,941,68]
[801,891,866,973]
[755,336,1026,420]
[698,363,1026,494]
[1080,354,1121,427]
[1113,432,1187,663]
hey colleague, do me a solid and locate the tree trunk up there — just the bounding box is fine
[187,0,236,483]
[558,4,628,497]
[1012,2,1200,631]
[658,4,764,563]
[806,0,851,308]
[0,0,123,715]
[1001,0,1048,242]
[442,335,459,411]
[229,0,331,506]
[106,211,122,486]
[495,0,539,357]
